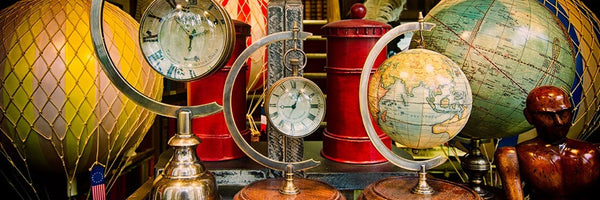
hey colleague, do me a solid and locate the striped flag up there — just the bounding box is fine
[90,164,106,200]
[260,105,267,132]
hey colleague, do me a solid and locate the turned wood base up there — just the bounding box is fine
[358,176,481,200]
[233,178,345,200]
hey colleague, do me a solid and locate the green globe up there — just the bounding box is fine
[368,48,472,149]
[418,0,576,139]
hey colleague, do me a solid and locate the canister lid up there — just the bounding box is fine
[233,19,251,37]
[321,4,391,38]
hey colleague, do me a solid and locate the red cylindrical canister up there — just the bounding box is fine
[320,11,392,164]
[187,20,251,161]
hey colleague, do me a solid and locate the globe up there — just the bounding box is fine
[538,0,600,140]
[418,0,577,139]
[0,0,162,197]
[368,48,472,149]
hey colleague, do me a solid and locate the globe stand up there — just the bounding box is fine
[357,16,481,200]
[410,165,434,195]
[461,139,494,199]
[151,110,218,199]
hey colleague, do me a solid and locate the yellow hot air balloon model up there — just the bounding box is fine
[0,0,163,198]
[90,0,235,199]
[537,0,600,141]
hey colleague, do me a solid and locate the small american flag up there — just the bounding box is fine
[90,164,106,200]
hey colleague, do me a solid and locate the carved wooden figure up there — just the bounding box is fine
[495,86,600,200]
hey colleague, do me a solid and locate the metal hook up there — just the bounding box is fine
[292,21,300,51]
[418,12,426,49]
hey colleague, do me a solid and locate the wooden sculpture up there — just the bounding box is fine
[495,85,600,199]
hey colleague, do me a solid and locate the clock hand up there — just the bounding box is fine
[174,18,192,36]
[288,92,300,118]
[188,34,193,51]
[280,94,299,109]
[186,29,207,52]
[291,93,300,109]
[191,29,209,37]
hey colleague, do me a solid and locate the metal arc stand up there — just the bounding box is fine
[223,28,344,200]
[357,18,482,200]
[358,20,444,193]
[90,0,235,199]
[359,20,444,173]
[223,29,318,172]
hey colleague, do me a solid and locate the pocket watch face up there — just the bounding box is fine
[265,77,326,137]
[139,0,234,81]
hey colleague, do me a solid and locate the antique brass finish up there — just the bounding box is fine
[279,165,300,195]
[410,165,434,195]
[90,0,236,199]
[223,30,319,171]
[151,110,219,199]
[90,0,224,119]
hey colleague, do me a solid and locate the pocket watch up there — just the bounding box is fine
[139,0,234,81]
[265,71,326,138]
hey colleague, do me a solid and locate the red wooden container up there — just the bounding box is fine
[187,20,251,161]
[320,13,392,164]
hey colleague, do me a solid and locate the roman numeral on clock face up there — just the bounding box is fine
[166,0,177,9]
[213,19,226,25]
[167,64,177,76]
[148,13,163,22]
[143,34,158,42]
[147,50,164,65]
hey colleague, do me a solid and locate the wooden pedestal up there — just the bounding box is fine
[233,178,345,200]
[358,176,481,200]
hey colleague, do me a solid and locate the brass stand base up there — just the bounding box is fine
[462,139,494,199]
[233,178,345,200]
[358,176,482,200]
[152,171,219,200]
[151,111,220,199]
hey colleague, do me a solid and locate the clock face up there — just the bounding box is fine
[139,0,234,81]
[265,77,326,137]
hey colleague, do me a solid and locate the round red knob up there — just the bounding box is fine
[350,3,366,19]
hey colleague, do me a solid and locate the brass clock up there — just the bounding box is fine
[265,76,326,138]
[139,0,235,81]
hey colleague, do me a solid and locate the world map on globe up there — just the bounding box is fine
[368,48,472,149]
[418,0,577,139]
